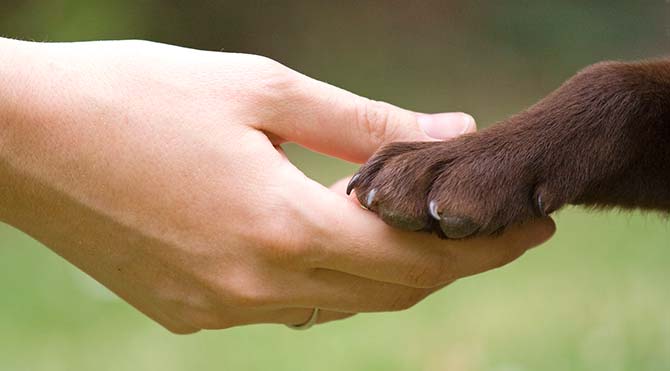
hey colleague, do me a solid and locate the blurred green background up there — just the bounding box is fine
[1,1,669,370]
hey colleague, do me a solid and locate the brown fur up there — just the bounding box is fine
[347,59,670,239]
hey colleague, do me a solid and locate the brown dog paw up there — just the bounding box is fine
[348,132,551,239]
[349,60,670,238]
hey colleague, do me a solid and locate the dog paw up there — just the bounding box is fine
[347,60,670,238]
[348,133,559,239]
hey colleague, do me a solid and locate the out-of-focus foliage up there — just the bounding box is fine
[0,1,668,370]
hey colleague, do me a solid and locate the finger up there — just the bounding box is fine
[330,176,556,279]
[140,306,201,334]
[318,215,555,289]
[329,176,353,195]
[329,175,554,278]
[258,72,476,163]
[159,318,201,335]
[288,268,435,313]
[111,291,201,335]
[330,175,362,207]
[293,173,555,289]
[278,283,445,326]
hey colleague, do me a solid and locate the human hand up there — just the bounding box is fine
[0,39,554,333]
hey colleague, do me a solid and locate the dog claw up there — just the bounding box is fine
[365,189,377,208]
[428,200,441,221]
[438,214,479,239]
[346,174,360,196]
[536,194,547,217]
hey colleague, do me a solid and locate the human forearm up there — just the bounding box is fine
[0,37,27,155]
[0,38,80,227]
[0,37,37,224]
[0,39,135,228]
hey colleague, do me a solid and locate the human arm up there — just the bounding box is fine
[0,38,554,333]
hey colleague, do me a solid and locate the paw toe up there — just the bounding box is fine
[429,201,480,239]
[378,209,428,231]
[438,214,479,239]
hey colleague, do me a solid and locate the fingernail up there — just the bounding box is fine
[418,112,476,140]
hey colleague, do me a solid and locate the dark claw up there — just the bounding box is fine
[428,200,441,221]
[346,174,360,195]
[536,194,547,217]
[438,214,479,239]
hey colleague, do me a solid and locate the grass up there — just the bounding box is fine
[1,145,669,371]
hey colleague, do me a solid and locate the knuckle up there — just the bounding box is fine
[249,54,284,73]
[234,192,320,268]
[257,201,322,268]
[249,56,301,103]
[227,289,261,308]
[209,54,301,115]
[165,326,199,335]
[168,292,240,330]
[258,224,316,269]
[221,274,278,309]
[232,290,275,309]
[160,293,225,331]
[357,99,396,148]
[387,289,428,311]
[492,244,525,269]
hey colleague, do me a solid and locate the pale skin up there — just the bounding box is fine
[0,38,555,334]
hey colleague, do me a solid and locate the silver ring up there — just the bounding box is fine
[286,308,319,330]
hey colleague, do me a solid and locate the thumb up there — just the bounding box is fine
[260,72,476,163]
